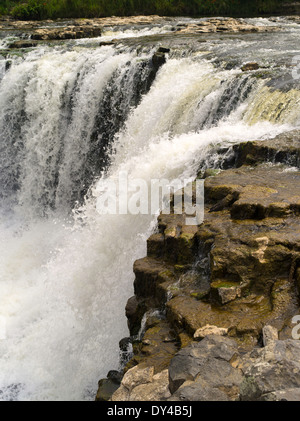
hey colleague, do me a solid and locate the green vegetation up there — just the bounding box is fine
[0,0,292,20]
[0,1,14,16]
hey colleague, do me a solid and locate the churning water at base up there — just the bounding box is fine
[0,19,299,400]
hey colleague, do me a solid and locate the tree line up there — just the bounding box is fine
[0,0,291,20]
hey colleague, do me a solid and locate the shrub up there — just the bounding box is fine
[11,0,48,20]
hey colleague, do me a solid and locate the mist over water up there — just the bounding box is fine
[0,18,299,400]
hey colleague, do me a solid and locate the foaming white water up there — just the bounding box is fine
[0,38,299,400]
[0,45,158,216]
[0,213,151,401]
[83,23,174,44]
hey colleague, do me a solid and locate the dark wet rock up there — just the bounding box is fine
[125,317,179,375]
[31,26,102,40]
[241,62,259,72]
[208,192,237,213]
[8,40,38,48]
[5,60,12,71]
[232,130,300,168]
[99,41,116,46]
[133,257,174,300]
[95,369,123,401]
[157,46,170,53]
[95,378,120,401]
[125,296,147,336]
[119,337,132,352]
[152,52,166,69]
[107,370,123,385]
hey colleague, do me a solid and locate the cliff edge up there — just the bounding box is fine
[96,130,300,402]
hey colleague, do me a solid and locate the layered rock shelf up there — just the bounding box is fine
[97,130,300,401]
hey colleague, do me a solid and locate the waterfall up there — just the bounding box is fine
[0,46,164,217]
[0,21,299,400]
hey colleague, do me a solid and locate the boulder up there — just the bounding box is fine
[168,335,240,395]
[130,370,171,401]
[241,62,259,72]
[111,366,171,401]
[240,340,300,401]
[95,378,120,402]
[169,356,242,401]
[125,295,146,336]
[95,370,122,401]
[262,325,279,346]
[31,26,102,41]
[194,325,228,340]
[152,52,166,69]
[168,380,230,401]
[157,47,170,54]
[121,365,154,392]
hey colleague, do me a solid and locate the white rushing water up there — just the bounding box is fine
[0,21,299,400]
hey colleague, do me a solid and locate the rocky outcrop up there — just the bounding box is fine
[241,62,259,72]
[97,131,300,401]
[110,365,171,401]
[172,17,281,34]
[96,371,122,401]
[240,338,300,401]
[31,25,102,40]
[107,330,300,402]
[231,130,300,168]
